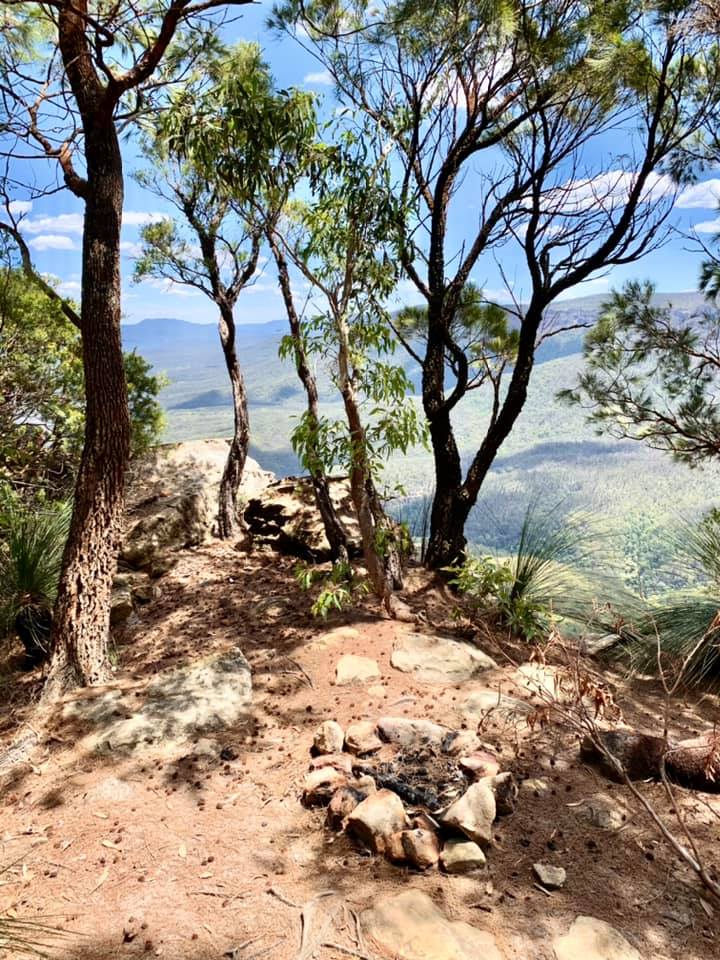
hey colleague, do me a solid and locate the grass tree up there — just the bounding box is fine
[274,0,720,570]
[0,1,254,692]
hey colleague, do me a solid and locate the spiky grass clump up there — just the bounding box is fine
[452,500,638,641]
[627,514,720,687]
[0,498,71,662]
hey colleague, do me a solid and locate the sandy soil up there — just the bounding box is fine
[0,540,719,960]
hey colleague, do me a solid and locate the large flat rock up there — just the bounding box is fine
[362,889,504,960]
[62,650,252,755]
[553,916,643,960]
[391,633,497,684]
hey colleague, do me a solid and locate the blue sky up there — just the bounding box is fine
[6,2,720,325]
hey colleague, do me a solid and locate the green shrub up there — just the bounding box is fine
[0,495,71,664]
[295,560,369,618]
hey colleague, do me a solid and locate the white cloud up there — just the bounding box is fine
[675,179,720,209]
[8,200,32,216]
[303,70,333,86]
[56,279,81,296]
[120,240,144,258]
[693,216,720,234]
[551,171,675,215]
[555,274,611,300]
[138,276,202,298]
[24,213,83,235]
[28,234,76,251]
[122,210,169,227]
[21,209,168,236]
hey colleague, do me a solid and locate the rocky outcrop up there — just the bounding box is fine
[122,440,273,570]
[243,475,360,561]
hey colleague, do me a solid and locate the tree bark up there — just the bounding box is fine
[423,299,544,570]
[217,302,250,539]
[335,309,402,608]
[269,233,351,561]
[46,115,130,691]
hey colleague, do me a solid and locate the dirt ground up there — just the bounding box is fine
[1,539,719,960]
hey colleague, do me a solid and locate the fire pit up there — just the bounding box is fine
[302,716,515,873]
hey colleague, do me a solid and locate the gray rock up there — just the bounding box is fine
[345,789,408,854]
[110,585,134,625]
[309,753,353,775]
[391,633,497,683]
[574,793,627,831]
[462,689,531,722]
[122,441,273,569]
[442,730,481,756]
[362,890,505,960]
[553,916,643,960]
[440,838,487,874]
[62,650,252,756]
[377,717,450,750]
[519,777,550,797]
[344,721,382,755]
[244,475,360,561]
[313,720,345,755]
[335,655,381,685]
[458,751,500,780]
[440,781,496,848]
[533,862,566,889]
[400,828,441,870]
[480,772,518,816]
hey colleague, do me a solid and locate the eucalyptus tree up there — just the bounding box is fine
[274,0,720,568]
[268,225,352,562]
[0,1,253,692]
[270,146,425,612]
[161,50,353,560]
[133,45,276,540]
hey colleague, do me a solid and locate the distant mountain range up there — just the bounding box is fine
[121,290,719,592]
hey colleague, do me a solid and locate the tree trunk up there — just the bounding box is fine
[335,310,401,609]
[269,233,350,561]
[46,119,130,692]
[422,302,467,570]
[217,303,249,539]
[423,301,543,570]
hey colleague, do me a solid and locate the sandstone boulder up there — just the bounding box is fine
[400,828,441,870]
[302,766,348,807]
[336,655,381,685]
[391,633,497,683]
[344,721,382,755]
[377,717,450,750]
[313,720,345,755]
[440,782,496,848]
[362,890,505,960]
[122,441,273,569]
[440,839,487,874]
[553,916,643,960]
[345,789,408,854]
[244,475,360,561]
